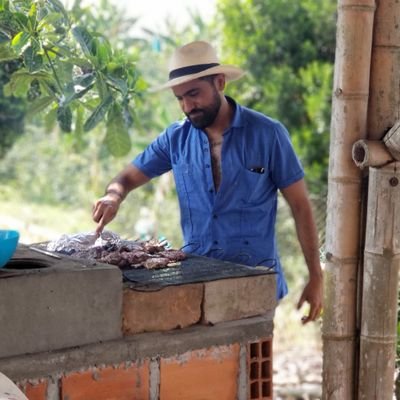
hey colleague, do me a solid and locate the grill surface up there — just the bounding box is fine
[122,255,275,291]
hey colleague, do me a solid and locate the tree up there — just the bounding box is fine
[0,0,143,156]
[216,0,337,195]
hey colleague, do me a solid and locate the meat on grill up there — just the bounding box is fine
[97,241,186,270]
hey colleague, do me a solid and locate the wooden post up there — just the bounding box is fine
[322,1,375,398]
[358,163,400,400]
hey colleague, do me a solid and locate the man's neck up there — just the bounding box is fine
[205,96,233,138]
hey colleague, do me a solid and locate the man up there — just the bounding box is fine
[92,40,323,324]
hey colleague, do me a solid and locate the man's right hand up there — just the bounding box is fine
[92,194,121,237]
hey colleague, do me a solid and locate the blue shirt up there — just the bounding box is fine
[133,98,304,299]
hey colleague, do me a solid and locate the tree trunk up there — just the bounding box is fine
[322,1,376,399]
[358,164,400,400]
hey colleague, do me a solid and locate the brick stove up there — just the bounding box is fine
[0,244,277,400]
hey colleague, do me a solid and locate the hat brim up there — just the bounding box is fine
[149,65,246,92]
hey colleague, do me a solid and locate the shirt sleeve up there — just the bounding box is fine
[270,122,305,189]
[132,129,173,178]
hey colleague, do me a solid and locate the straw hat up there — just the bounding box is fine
[150,41,245,92]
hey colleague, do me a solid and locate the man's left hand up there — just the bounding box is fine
[297,276,323,324]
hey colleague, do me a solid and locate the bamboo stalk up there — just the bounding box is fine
[352,139,393,168]
[367,0,400,139]
[357,1,400,397]
[322,1,376,398]
[358,163,400,400]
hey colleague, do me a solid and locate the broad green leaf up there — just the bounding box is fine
[66,57,92,70]
[13,13,28,31]
[26,96,54,116]
[83,95,113,132]
[72,26,96,58]
[105,109,131,157]
[23,45,43,72]
[96,71,109,99]
[61,72,96,106]
[47,0,69,21]
[3,73,31,97]
[57,105,72,132]
[37,12,65,30]
[105,74,128,96]
[28,2,37,18]
[0,46,18,61]
[95,37,111,67]
[11,31,30,54]
[122,99,133,127]
[62,82,93,106]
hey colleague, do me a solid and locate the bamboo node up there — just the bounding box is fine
[334,87,343,97]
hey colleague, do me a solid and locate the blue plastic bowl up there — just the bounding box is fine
[0,230,20,268]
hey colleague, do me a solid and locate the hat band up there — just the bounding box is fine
[169,63,220,80]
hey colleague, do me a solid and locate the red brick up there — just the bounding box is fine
[24,381,48,400]
[61,362,149,400]
[248,338,273,400]
[160,344,240,400]
[122,284,203,334]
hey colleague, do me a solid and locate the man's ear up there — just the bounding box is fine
[214,74,226,91]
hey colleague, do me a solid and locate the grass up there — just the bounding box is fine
[0,198,96,244]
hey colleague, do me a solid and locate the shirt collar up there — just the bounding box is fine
[226,96,244,128]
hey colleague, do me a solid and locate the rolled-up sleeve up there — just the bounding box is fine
[132,130,172,178]
[270,122,304,189]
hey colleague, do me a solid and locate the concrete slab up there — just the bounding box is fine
[0,245,122,358]
[0,315,274,381]
[202,274,277,324]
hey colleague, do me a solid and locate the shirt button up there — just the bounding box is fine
[213,240,219,245]
[209,189,214,193]
[244,240,249,245]
[213,214,218,219]
[206,164,210,168]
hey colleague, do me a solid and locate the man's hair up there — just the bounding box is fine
[199,74,219,84]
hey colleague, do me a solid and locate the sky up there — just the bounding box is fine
[117,0,217,32]
[66,0,217,35]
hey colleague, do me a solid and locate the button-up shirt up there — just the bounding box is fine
[133,97,304,298]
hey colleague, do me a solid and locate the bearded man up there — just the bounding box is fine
[92,40,323,323]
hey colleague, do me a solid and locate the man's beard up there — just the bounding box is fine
[186,89,221,129]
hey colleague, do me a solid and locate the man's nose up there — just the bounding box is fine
[181,98,195,114]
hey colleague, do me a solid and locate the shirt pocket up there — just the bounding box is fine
[238,166,269,206]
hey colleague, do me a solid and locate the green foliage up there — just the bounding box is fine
[217,0,336,195]
[0,0,142,156]
[0,60,26,158]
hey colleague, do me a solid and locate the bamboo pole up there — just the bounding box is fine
[322,1,375,399]
[357,1,400,398]
[367,0,400,140]
[358,163,400,400]
[352,139,393,168]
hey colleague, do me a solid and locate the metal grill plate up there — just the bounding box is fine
[122,254,275,291]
